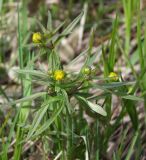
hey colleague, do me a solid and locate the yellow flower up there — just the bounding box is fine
[108,72,118,81]
[82,67,91,75]
[32,32,42,43]
[54,70,65,81]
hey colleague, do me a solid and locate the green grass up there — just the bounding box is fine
[0,1,146,160]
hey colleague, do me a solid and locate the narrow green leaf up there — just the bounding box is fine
[81,136,89,160]
[108,14,118,71]
[62,12,83,35]
[27,102,49,139]
[122,95,143,101]
[101,81,135,89]
[47,11,52,31]
[102,45,109,76]
[125,131,139,160]
[35,18,47,33]
[27,96,63,139]
[31,102,64,138]
[86,53,97,66]
[16,69,48,79]
[68,48,89,65]
[53,21,66,35]
[10,92,47,105]
[123,99,138,130]
[137,0,144,70]
[84,26,96,67]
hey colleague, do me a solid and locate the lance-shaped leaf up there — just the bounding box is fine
[62,11,83,35]
[122,95,143,101]
[29,102,64,139]
[26,96,63,140]
[16,69,48,79]
[76,96,107,116]
[9,92,47,105]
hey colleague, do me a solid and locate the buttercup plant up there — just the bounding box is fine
[4,10,142,160]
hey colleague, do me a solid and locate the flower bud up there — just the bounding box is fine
[108,72,118,81]
[82,67,91,75]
